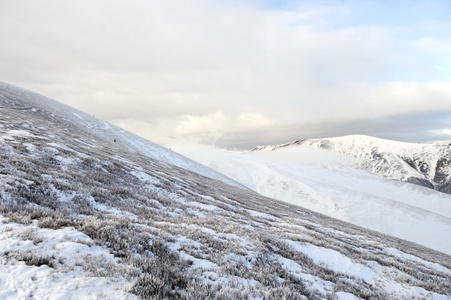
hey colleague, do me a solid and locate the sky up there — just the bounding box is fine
[0,0,450,149]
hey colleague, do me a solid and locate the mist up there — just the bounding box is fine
[169,140,357,187]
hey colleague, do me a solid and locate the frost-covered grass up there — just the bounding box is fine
[1,84,451,299]
[0,216,136,300]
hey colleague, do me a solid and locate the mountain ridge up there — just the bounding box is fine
[251,135,451,194]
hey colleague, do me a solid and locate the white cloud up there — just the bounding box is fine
[0,0,450,148]
[112,110,275,146]
[430,128,451,137]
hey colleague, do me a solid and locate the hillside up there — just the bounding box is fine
[0,81,243,190]
[1,83,451,299]
[252,135,451,194]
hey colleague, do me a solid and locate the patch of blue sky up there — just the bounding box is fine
[256,0,300,10]
[342,0,451,37]
[258,0,451,36]
[263,0,451,82]
[438,64,451,81]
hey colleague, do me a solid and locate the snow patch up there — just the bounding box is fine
[286,240,376,284]
[0,215,136,299]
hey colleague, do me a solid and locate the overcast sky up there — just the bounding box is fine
[1,0,450,149]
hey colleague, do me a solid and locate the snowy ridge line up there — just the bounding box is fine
[0,81,245,189]
[252,135,451,194]
[1,83,451,298]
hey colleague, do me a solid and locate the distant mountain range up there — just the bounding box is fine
[252,135,451,194]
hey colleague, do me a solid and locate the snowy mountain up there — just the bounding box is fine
[0,81,244,190]
[1,83,451,299]
[173,142,451,256]
[252,135,451,194]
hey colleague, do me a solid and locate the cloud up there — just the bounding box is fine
[113,109,451,149]
[430,128,451,138]
[0,0,450,148]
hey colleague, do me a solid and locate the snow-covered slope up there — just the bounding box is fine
[174,144,451,256]
[1,84,451,299]
[252,135,451,194]
[0,81,244,189]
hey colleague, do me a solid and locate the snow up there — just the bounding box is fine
[130,171,160,184]
[283,239,451,299]
[185,201,219,212]
[335,292,362,300]
[55,156,78,169]
[383,248,451,275]
[0,216,136,299]
[47,142,73,152]
[188,255,219,270]
[254,135,451,188]
[23,142,37,153]
[277,255,334,296]
[246,209,279,221]
[174,143,451,255]
[287,240,376,284]
[6,130,34,137]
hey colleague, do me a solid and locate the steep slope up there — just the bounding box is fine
[252,135,451,194]
[0,81,244,189]
[1,86,451,298]
[174,144,451,255]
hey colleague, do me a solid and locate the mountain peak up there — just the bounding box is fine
[253,134,451,194]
